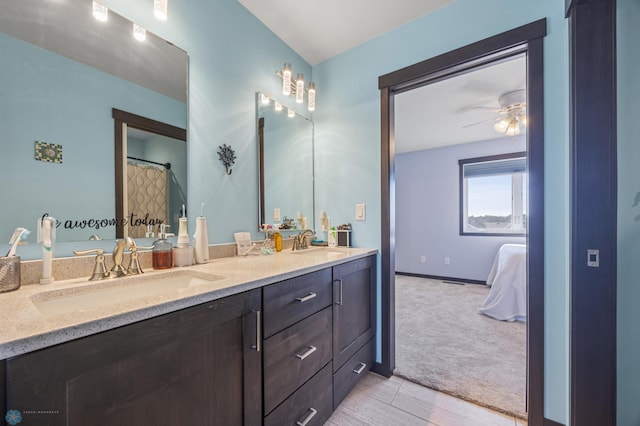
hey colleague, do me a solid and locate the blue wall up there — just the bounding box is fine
[396,137,526,281]
[617,0,640,424]
[312,1,569,423]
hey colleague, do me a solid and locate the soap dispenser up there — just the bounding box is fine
[152,224,173,269]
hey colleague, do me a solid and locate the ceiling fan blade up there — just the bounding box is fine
[462,115,507,128]
[457,105,505,113]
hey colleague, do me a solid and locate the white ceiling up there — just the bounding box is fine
[395,54,527,153]
[237,0,454,65]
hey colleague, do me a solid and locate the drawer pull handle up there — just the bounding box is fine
[334,279,343,305]
[296,292,317,303]
[353,362,367,375]
[251,309,261,352]
[296,408,318,426]
[295,345,317,360]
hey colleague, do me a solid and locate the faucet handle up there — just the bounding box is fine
[125,238,150,275]
[73,249,108,281]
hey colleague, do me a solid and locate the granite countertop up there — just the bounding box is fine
[0,247,377,359]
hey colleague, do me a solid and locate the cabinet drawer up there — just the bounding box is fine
[333,337,375,410]
[263,307,332,414]
[263,268,332,337]
[264,363,333,426]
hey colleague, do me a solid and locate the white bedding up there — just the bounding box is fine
[479,244,527,322]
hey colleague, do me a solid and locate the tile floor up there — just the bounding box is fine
[326,373,527,426]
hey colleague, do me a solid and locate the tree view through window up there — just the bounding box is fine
[460,153,527,235]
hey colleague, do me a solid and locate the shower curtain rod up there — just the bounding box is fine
[127,156,171,170]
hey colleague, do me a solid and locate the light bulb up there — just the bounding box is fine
[282,63,292,96]
[519,114,527,127]
[493,118,509,133]
[287,108,295,118]
[261,93,270,105]
[307,82,316,111]
[505,118,521,136]
[154,0,168,20]
[133,24,146,41]
[92,1,108,22]
[274,102,283,112]
[296,74,304,104]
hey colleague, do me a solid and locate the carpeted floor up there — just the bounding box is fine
[394,274,527,419]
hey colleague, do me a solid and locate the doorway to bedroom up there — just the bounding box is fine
[392,52,528,420]
[376,19,546,425]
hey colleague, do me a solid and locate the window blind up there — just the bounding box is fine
[462,157,526,178]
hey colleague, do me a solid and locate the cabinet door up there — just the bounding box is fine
[333,255,376,371]
[6,289,262,426]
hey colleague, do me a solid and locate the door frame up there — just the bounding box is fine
[375,19,547,425]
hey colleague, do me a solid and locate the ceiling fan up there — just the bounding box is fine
[463,89,527,136]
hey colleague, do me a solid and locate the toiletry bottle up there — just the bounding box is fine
[328,226,337,247]
[173,217,194,267]
[272,231,282,252]
[194,216,209,263]
[152,224,173,269]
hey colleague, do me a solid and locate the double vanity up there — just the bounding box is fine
[0,247,377,425]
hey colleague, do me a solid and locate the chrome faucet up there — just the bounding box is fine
[292,229,315,251]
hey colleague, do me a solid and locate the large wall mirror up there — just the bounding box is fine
[0,0,188,256]
[257,92,314,231]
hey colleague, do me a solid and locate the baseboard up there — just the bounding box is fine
[543,418,565,426]
[396,271,485,285]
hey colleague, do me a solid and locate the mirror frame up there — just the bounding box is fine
[113,108,187,238]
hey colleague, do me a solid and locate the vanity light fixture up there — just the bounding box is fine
[274,101,283,112]
[261,93,271,105]
[154,0,168,20]
[287,108,295,118]
[133,24,147,41]
[307,82,316,111]
[282,63,292,96]
[277,63,317,111]
[295,74,304,104]
[92,1,108,22]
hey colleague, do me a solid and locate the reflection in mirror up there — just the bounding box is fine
[113,110,187,239]
[0,0,187,254]
[257,93,314,231]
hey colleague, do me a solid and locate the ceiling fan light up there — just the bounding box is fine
[505,119,521,136]
[494,118,510,133]
[519,114,528,127]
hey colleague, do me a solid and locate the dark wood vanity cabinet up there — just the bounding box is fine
[3,254,377,425]
[4,289,262,426]
[262,268,334,426]
[332,255,376,409]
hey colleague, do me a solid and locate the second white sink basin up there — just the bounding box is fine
[30,270,225,316]
[290,247,350,256]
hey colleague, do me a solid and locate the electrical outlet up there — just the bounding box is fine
[444,257,451,265]
[420,256,426,263]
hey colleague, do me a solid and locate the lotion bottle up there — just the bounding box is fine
[152,224,173,269]
[173,213,194,267]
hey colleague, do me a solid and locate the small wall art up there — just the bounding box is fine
[34,141,63,164]
[217,144,236,175]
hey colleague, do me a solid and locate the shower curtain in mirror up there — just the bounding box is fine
[127,162,169,238]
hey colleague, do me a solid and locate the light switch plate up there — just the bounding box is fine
[355,203,365,221]
[273,208,281,222]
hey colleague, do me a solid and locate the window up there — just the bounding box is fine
[459,152,527,236]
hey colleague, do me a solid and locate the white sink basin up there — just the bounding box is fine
[290,247,349,256]
[30,270,225,316]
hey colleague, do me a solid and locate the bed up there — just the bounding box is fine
[478,243,527,322]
